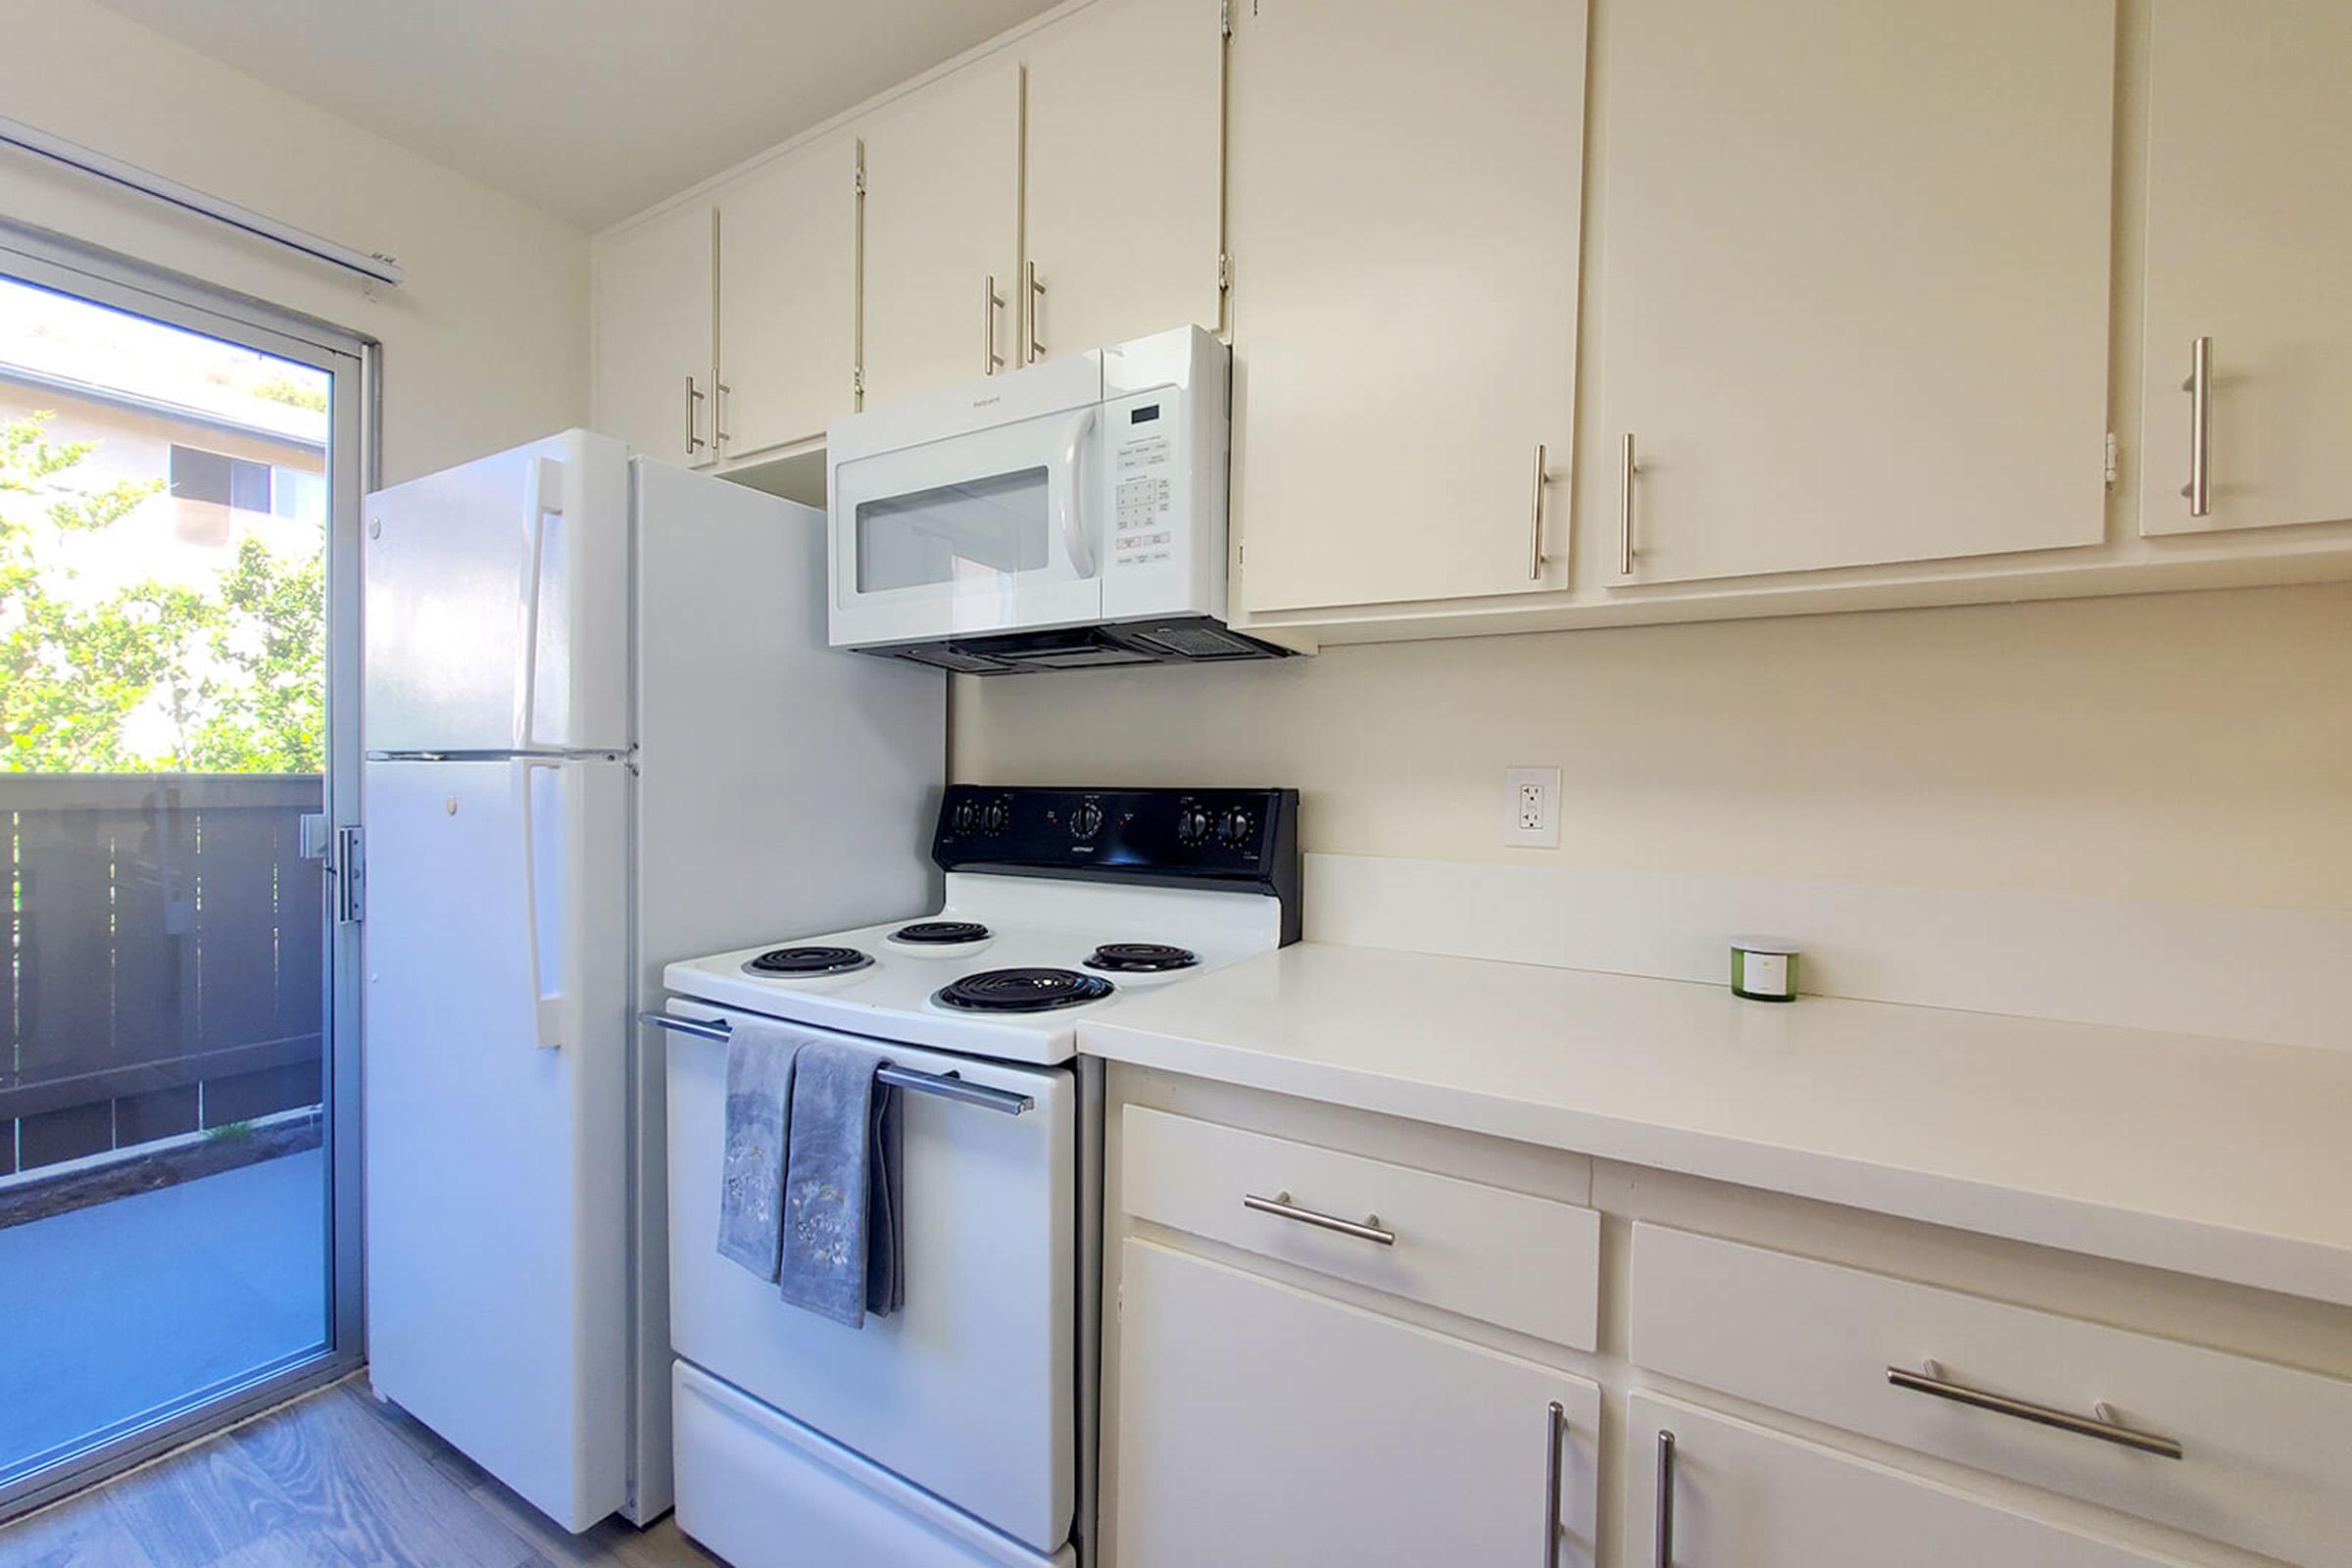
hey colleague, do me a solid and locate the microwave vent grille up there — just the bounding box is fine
[1129,622,1262,660]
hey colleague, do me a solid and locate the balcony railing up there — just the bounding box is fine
[1,773,325,1180]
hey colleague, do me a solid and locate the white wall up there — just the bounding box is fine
[0,0,588,485]
[955,581,2352,911]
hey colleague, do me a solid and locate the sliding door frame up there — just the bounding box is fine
[0,224,374,1522]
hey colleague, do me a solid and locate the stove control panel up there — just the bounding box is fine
[933,786,1302,937]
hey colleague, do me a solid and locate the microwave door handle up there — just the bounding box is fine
[1057,408,1099,579]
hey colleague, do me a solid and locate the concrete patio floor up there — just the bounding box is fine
[0,1148,326,1476]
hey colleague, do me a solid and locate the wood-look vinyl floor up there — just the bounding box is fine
[0,1377,722,1568]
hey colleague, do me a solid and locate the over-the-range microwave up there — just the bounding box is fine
[825,325,1291,672]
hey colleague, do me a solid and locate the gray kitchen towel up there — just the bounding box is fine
[777,1040,904,1328]
[715,1018,798,1281]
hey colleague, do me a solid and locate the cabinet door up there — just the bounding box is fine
[1226,0,1586,612]
[1626,1396,2194,1568]
[1114,1240,1602,1568]
[1598,1,2115,584]
[716,133,859,459]
[2140,2,2352,537]
[592,201,716,468]
[859,55,1022,404]
[1022,0,1226,363]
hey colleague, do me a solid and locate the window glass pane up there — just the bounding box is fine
[857,466,1050,592]
[170,443,232,506]
[228,456,270,514]
[0,270,335,1492]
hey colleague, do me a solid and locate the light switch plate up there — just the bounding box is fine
[1502,766,1561,849]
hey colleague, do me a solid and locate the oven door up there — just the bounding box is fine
[665,1004,1077,1554]
[830,403,1106,649]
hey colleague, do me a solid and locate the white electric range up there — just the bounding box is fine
[650,786,1300,1568]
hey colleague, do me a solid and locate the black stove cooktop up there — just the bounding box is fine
[1083,942,1200,974]
[745,945,873,976]
[934,966,1116,1013]
[890,920,992,945]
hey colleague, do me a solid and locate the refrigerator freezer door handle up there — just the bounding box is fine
[518,759,564,1049]
[517,456,564,751]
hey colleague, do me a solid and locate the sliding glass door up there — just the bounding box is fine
[0,238,367,1517]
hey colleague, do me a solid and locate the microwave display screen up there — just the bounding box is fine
[1130,405,1160,424]
[858,467,1051,592]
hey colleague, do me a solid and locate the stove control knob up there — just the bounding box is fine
[1071,801,1104,840]
[1217,808,1253,846]
[954,801,979,832]
[985,801,1008,833]
[1176,806,1210,844]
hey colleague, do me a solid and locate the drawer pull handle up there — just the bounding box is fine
[1887,1363,2182,1460]
[1242,1190,1396,1246]
[1542,1401,1567,1568]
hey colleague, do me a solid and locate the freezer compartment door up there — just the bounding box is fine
[364,429,632,753]
[363,757,632,1530]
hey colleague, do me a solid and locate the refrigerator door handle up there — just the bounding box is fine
[517,456,564,751]
[518,759,565,1049]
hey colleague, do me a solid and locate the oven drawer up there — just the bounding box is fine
[1120,1105,1599,1349]
[674,1362,1073,1568]
[1629,1223,2351,1566]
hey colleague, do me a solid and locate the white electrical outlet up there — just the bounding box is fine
[1502,766,1561,849]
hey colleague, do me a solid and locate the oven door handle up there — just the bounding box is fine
[1056,407,1099,581]
[639,1012,1035,1115]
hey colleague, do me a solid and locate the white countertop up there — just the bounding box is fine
[1076,943,2352,1309]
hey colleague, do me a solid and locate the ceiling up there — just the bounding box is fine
[91,0,1066,229]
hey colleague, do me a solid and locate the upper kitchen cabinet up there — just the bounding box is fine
[2139,1,2352,538]
[1597,1,2116,585]
[859,55,1023,404]
[714,132,861,460]
[592,201,717,468]
[1021,0,1227,364]
[1226,0,1586,613]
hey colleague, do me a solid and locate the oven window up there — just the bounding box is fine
[857,467,1051,592]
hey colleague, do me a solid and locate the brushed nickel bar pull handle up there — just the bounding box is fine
[714,381,731,449]
[1543,1401,1567,1568]
[1241,1190,1396,1246]
[1653,1429,1675,1568]
[1619,432,1641,575]
[1886,1364,2182,1460]
[1026,261,1046,365]
[685,375,706,455]
[1528,442,1549,580]
[984,274,1005,374]
[638,1012,1034,1114]
[2180,335,2211,516]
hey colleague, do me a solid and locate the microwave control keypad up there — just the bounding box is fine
[1114,426,1175,566]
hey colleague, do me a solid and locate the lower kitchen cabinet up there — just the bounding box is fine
[1114,1238,1601,1568]
[1625,1395,2195,1568]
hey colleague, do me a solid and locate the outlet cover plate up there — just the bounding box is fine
[1502,766,1561,849]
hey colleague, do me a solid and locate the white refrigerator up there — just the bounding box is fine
[359,430,942,1532]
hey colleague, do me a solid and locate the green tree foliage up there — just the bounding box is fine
[0,412,323,773]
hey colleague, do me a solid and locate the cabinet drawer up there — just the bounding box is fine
[1625,1393,2197,1568]
[1120,1105,1598,1349]
[1630,1224,2350,1566]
